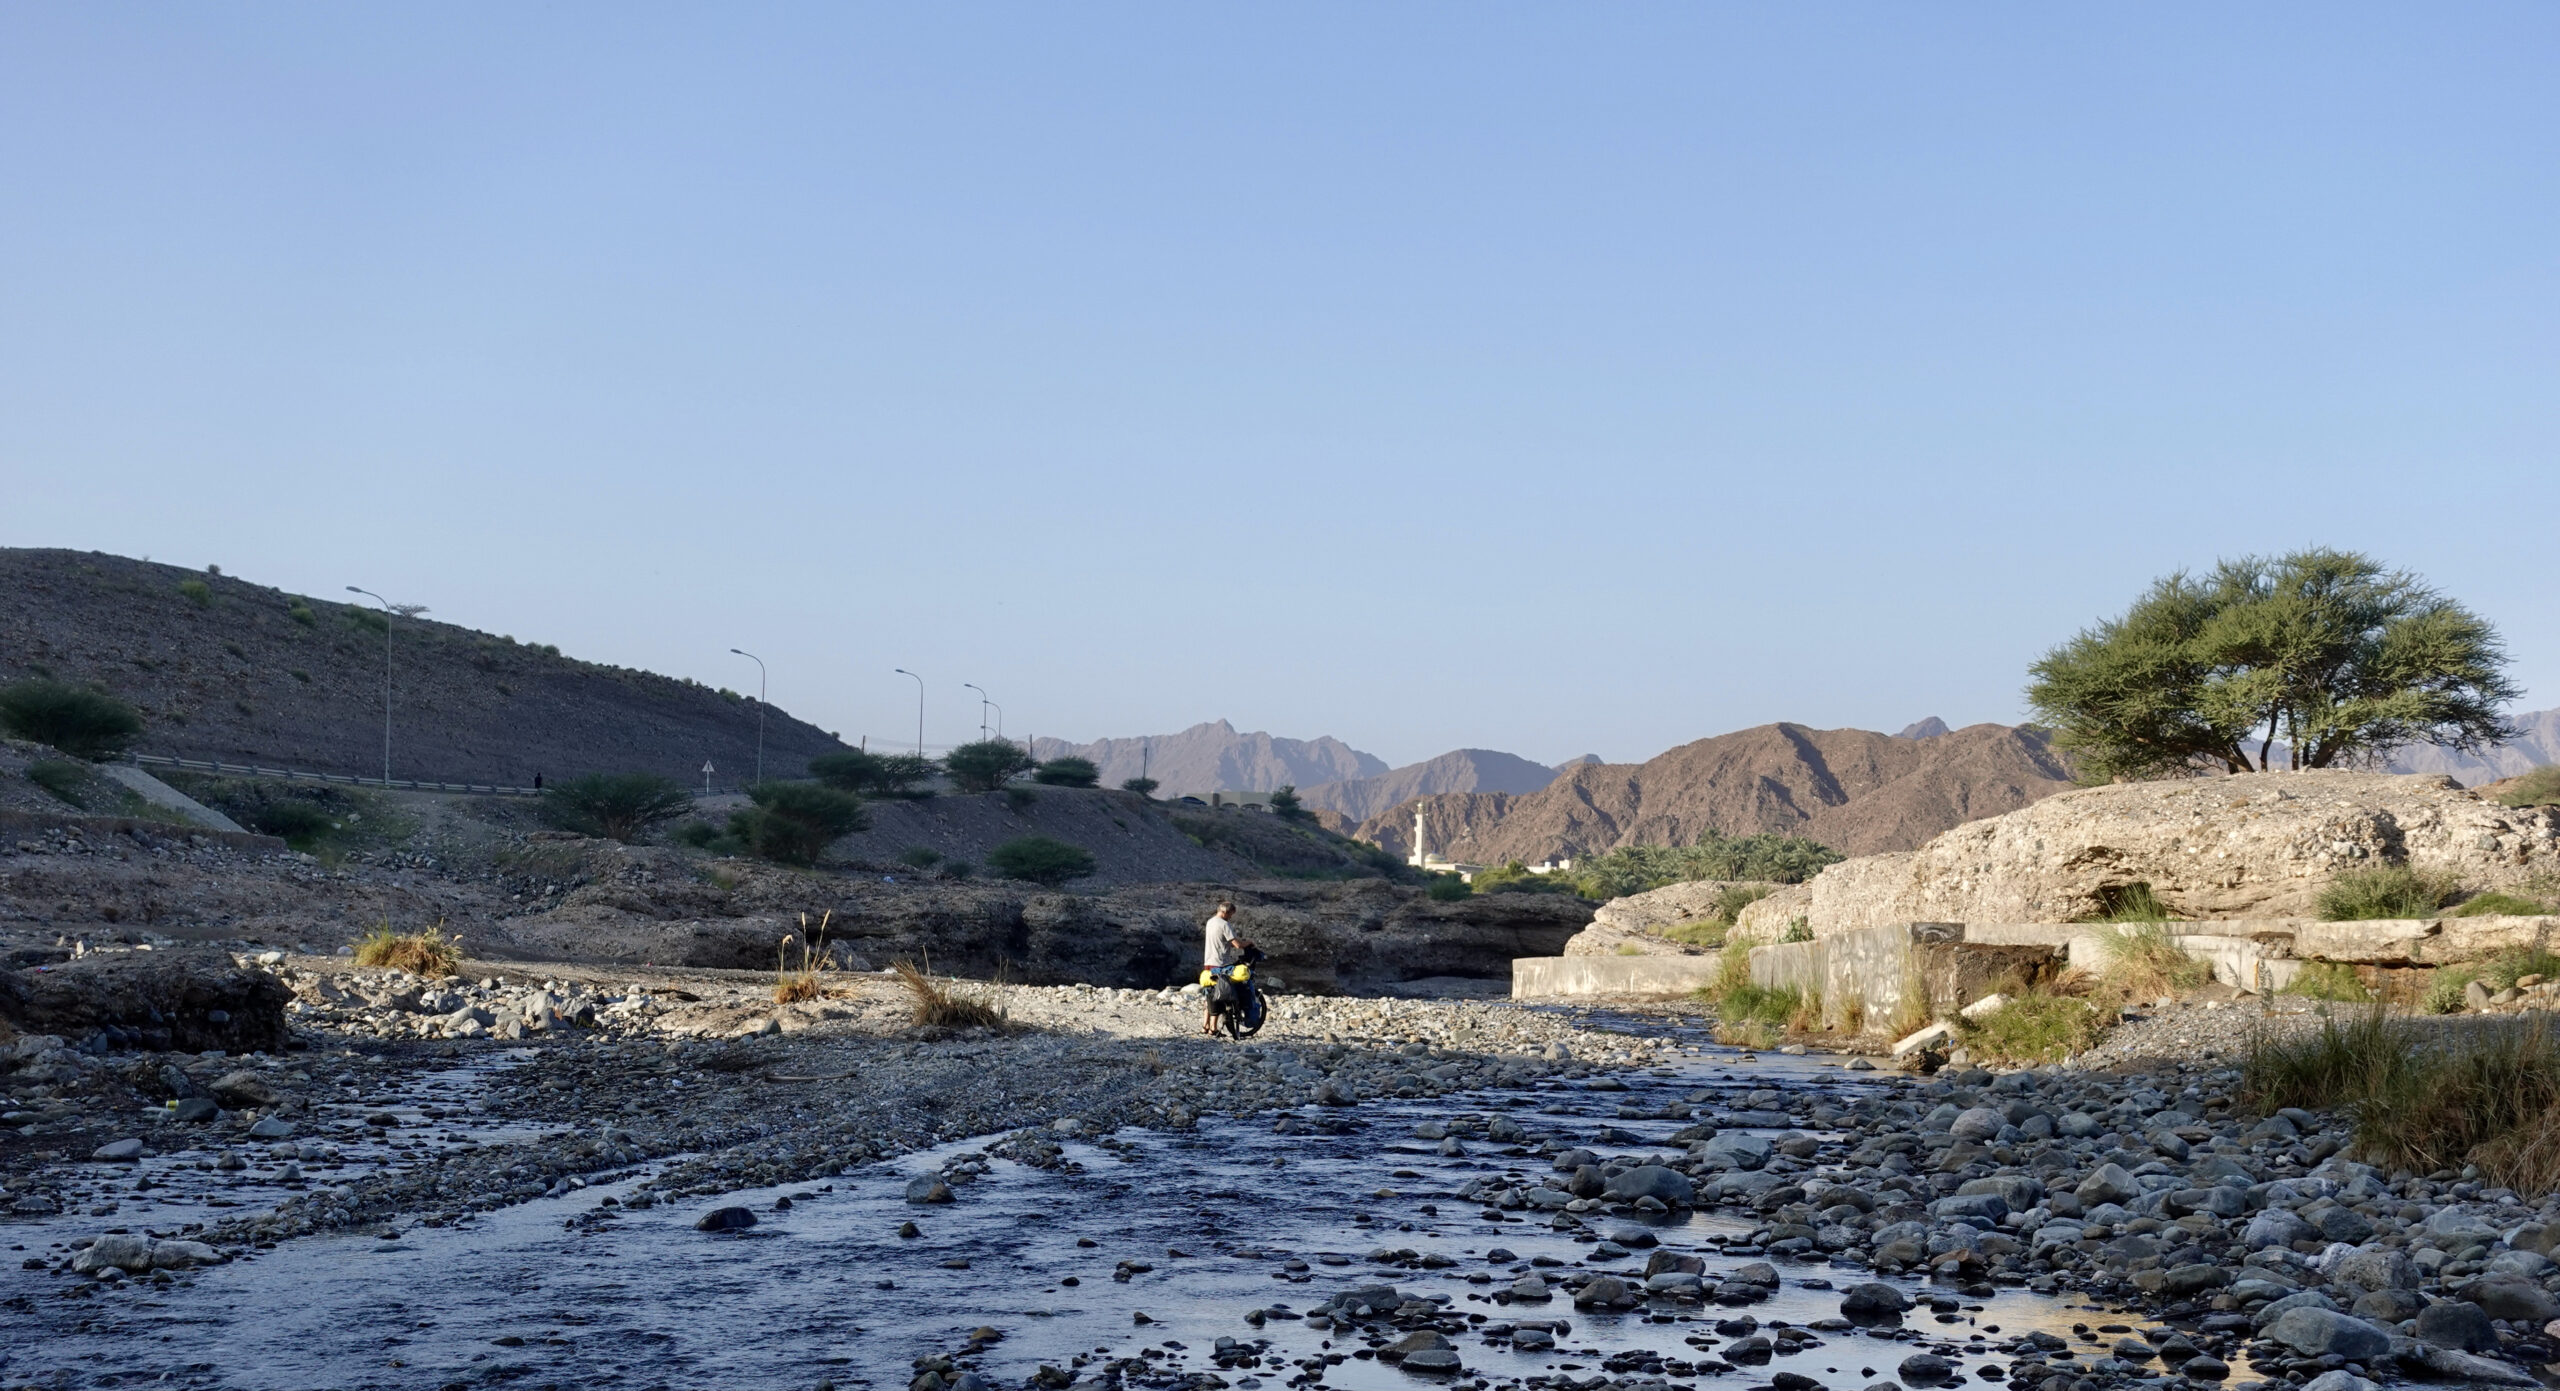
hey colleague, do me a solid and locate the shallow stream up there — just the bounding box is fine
[5,1023,2197,1391]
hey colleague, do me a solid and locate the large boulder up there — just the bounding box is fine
[2263,1308,2392,1361]
[0,947,291,1053]
[1744,771,2560,935]
[1567,881,1776,957]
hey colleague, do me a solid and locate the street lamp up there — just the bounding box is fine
[893,669,924,755]
[729,648,766,785]
[987,699,1003,740]
[963,683,991,742]
[345,586,427,787]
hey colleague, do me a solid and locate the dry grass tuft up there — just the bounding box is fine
[351,920,462,977]
[891,960,1007,1030]
[1955,989,2109,1064]
[2095,922,2211,1001]
[2244,1008,2560,1193]
[774,912,836,1005]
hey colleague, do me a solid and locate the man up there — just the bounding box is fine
[1201,901,1240,1036]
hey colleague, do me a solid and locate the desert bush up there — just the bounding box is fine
[2281,961,2374,1003]
[540,772,693,843]
[734,782,866,866]
[774,914,836,1004]
[1780,917,1814,943]
[176,578,211,607]
[1955,991,2109,1063]
[27,759,87,806]
[287,601,316,627]
[351,921,463,977]
[246,800,335,847]
[986,835,1097,887]
[2421,947,2560,1014]
[1469,860,1584,896]
[1002,786,1036,814]
[1269,784,1308,821]
[2076,881,2177,923]
[941,859,975,880]
[1425,874,1472,902]
[1121,776,1159,798]
[2318,864,2457,920]
[892,960,1006,1030]
[1711,982,1815,1046]
[810,750,938,799]
[2498,766,2560,809]
[671,820,735,853]
[2450,891,2556,918]
[0,679,145,758]
[896,846,943,869]
[945,739,1035,794]
[1568,830,1842,898]
[1032,756,1099,788]
[2095,922,2211,1000]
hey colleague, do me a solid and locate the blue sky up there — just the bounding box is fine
[4,5,2553,767]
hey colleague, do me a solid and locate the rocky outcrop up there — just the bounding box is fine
[1561,881,1771,957]
[0,947,292,1052]
[1744,770,2560,937]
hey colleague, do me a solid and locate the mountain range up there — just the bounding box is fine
[1356,721,2080,862]
[1026,721,1387,797]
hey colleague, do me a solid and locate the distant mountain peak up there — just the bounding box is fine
[1895,717,1952,740]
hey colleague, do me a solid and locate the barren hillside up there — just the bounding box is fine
[1297,747,1564,821]
[1357,721,2076,861]
[1028,720,1385,795]
[0,548,845,787]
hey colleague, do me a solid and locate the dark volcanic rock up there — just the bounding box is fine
[0,947,290,1052]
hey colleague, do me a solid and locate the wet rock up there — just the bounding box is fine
[210,1071,281,1109]
[694,1205,757,1232]
[2416,1346,2538,1386]
[150,1240,221,1270]
[1897,1354,1953,1384]
[246,1117,294,1139]
[1697,1133,1771,1170]
[2161,1262,2228,1297]
[2456,1276,2560,1322]
[1602,1164,1694,1206]
[171,1097,219,1123]
[2415,1299,2499,1353]
[1573,1275,1632,1308]
[2297,1373,2378,1391]
[904,1175,954,1204]
[70,1234,155,1274]
[1840,1282,1911,1319]
[1507,1276,1551,1301]
[91,1138,144,1162]
[2180,1356,2231,1381]
[2263,1307,2392,1360]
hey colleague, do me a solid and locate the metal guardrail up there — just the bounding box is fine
[127,754,541,798]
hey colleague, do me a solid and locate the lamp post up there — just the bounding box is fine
[987,700,1003,741]
[729,648,766,785]
[963,683,991,742]
[345,586,427,787]
[894,669,924,755]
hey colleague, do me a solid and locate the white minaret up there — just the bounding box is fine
[1410,804,1429,867]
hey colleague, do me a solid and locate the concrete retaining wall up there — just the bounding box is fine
[1512,954,1726,998]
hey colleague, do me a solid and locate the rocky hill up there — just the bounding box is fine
[1028,720,1386,796]
[2387,706,2560,784]
[1357,721,2077,861]
[0,548,845,787]
[1296,747,1566,822]
[1737,768,2560,938]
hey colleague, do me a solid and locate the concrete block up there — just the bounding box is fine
[1893,1021,1952,1056]
[1511,955,1727,998]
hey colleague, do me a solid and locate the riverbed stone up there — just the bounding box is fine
[2263,1307,2392,1360]
[2415,1298,2499,1353]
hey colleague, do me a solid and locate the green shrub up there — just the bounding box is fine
[1469,860,1584,896]
[344,605,386,635]
[945,739,1035,793]
[1002,786,1036,813]
[287,601,317,627]
[942,859,975,880]
[672,820,735,853]
[0,680,145,758]
[1269,784,1308,821]
[2451,891,2556,918]
[2414,950,2559,1015]
[1032,757,1099,788]
[897,846,943,869]
[2096,922,2212,999]
[2318,864,2457,920]
[540,772,694,842]
[810,750,939,799]
[1425,874,1472,902]
[27,759,87,806]
[732,782,866,865]
[176,579,211,607]
[1121,777,1159,798]
[987,835,1097,887]
[246,800,336,848]
[1568,829,1842,899]
[1956,992,2109,1063]
[2281,961,2373,1003]
[2078,882,2177,923]
[1781,917,1814,943]
[2246,1008,2560,1193]
[2496,765,2560,809]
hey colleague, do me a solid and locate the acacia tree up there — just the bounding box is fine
[2026,549,2517,779]
[944,739,1036,794]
